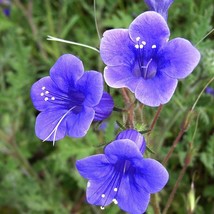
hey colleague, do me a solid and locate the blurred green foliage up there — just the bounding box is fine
[0,0,213,213]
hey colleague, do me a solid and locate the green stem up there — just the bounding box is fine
[191,76,214,110]
[195,28,214,46]
[162,152,191,214]
[148,104,163,138]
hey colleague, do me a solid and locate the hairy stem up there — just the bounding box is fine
[120,88,134,128]
[148,104,163,137]
[151,194,161,214]
[162,152,191,214]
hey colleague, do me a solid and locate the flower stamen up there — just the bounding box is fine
[43,106,76,145]
[112,199,118,204]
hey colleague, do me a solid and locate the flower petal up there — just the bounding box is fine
[104,65,140,92]
[129,11,170,49]
[159,38,201,79]
[76,155,116,207]
[100,29,135,67]
[116,129,146,154]
[66,106,95,138]
[135,72,178,106]
[144,0,174,20]
[86,177,116,207]
[35,109,67,141]
[77,71,103,107]
[105,139,143,165]
[135,158,169,193]
[117,175,150,214]
[76,154,112,180]
[93,92,114,121]
[31,76,68,111]
[50,54,84,93]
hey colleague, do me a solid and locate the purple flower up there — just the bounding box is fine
[205,87,214,96]
[76,129,168,213]
[31,54,114,143]
[100,12,200,107]
[144,0,174,20]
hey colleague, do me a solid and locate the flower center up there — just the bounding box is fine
[133,37,158,80]
[40,86,85,113]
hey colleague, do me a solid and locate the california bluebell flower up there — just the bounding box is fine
[205,87,214,96]
[31,54,114,143]
[76,129,169,213]
[144,0,174,20]
[100,11,200,107]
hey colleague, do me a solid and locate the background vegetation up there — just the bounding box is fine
[0,0,213,213]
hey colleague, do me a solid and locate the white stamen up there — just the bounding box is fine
[140,44,143,49]
[101,194,105,198]
[135,44,139,49]
[42,86,45,90]
[43,106,76,145]
[114,188,118,192]
[142,41,146,45]
[45,91,49,94]
[112,199,118,204]
[40,92,44,96]
[152,44,156,49]
[87,182,91,188]
[44,97,49,101]
[100,206,105,210]
[136,37,140,41]
[51,97,55,100]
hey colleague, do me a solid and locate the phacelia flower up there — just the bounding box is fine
[31,54,114,143]
[100,11,200,107]
[76,129,168,214]
[144,0,174,20]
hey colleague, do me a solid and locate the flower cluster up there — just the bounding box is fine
[30,0,201,213]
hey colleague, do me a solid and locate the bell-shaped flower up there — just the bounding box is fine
[76,129,169,214]
[100,11,200,107]
[144,0,174,20]
[31,54,114,143]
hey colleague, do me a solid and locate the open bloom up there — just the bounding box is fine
[76,129,169,214]
[31,54,114,143]
[144,0,174,20]
[100,11,200,107]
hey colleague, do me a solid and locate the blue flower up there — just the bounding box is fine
[76,129,169,214]
[144,0,174,20]
[100,11,200,107]
[31,54,114,143]
[205,87,214,96]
